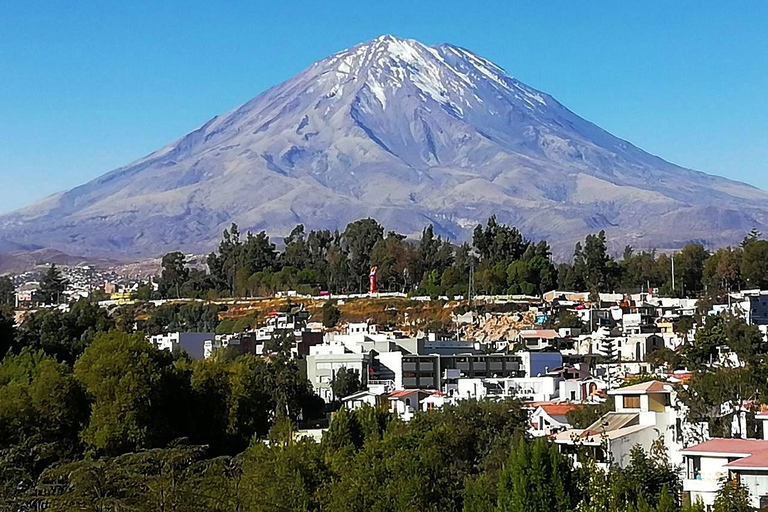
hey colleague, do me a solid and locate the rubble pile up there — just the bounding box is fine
[462,311,537,343]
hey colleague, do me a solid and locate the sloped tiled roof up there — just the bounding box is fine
[684,439,768,469]
[389,390,418,399]
[538,403,583,418]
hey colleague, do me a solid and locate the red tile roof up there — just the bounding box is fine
[389,390,418,399]
[538,403,583,417]
[683,439,768,469]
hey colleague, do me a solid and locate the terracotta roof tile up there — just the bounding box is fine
[683,438,768,469]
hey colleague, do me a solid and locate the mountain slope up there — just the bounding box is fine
[2,35,767,258]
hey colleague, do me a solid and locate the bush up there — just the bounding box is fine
[322,303,341,328]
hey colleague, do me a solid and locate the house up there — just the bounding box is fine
[618,334,665,362]
[149,332,214,360]
[388,389,445,421]
[548,366,604,402]
[576,308,616,330]
[518,350,563,377]
[741,290,768,326]
[374,351,523,393]
[554,381,687,469]
[517,329,561,351]
[14,283,40,308]
[622,311,657,336]
[528,402,583,437]
[341,389,388,410]
[682,438,768,509]
[306,342,373,402]
[456,375,561,402]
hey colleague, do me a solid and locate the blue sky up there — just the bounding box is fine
[1,1,766,213]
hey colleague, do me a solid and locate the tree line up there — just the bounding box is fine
[156,219,768,300]
[3,386,743,512]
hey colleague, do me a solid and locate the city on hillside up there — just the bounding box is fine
[2,4,766,510]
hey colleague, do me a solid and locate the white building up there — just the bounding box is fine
[456,375,561,402]
[529,403,582,438]
[306,341,372,402]
[517,329,561,351]
[554,381,688,469]
[683,438,768,509]
[618,334,665,362]
[341,389,388,410]
[388,389,446,422]
[149,332,214,360]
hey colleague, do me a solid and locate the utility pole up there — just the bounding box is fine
[468,261,475,309]
[671,254,676,293]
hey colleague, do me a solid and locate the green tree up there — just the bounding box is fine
[0,349,87,451]
[473,216,529,265]
[14,299,115,363]
[331,366,363,400]
[496,437,579,512]
[704,247,742,291]
[240,439,327,512]
[74,331,173,454]
[342,218,384,292]
[371,231,417,292]
[741,238,768,289]
[553,311,584,330]
[283,224,312,269]
[576,230,618,294]
[263,329,294,357]
[39,264,68,304]
[656,485,676,512]
[679,366,765,438]
[0,276,14,305]
[674,244,709,296]
[681,314,726,368]
[322,302,342,328]
[614,444,681,508]
[0,305,14,357]
[416,225,454,285]
[132,283,155,301]
[158,251,190,298]
[712,477,752,512]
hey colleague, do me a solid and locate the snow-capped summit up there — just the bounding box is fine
[2,35,767,258]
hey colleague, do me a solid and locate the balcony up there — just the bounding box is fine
[683,478,719,494]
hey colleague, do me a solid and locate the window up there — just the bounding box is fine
[623,395,641,409]
[405,398,412,408]
[687,456,701,480]
[570,391,577,400]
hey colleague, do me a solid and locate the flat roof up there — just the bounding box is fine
[553,424,651,445]
[609,380,671,395]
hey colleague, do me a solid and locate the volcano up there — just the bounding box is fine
[3,35,766,258]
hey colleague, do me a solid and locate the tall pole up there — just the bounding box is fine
[671,255,676,293]
[468,261,475,309]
